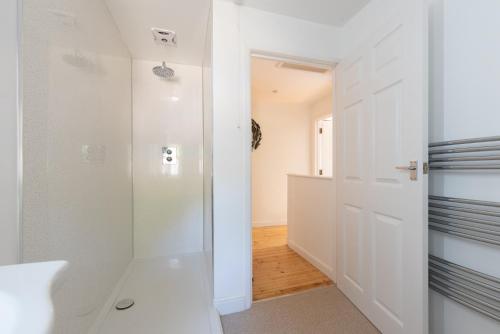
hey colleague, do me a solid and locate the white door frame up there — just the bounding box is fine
[241,48,338,305]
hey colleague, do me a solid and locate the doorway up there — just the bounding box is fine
[250,55,335,301]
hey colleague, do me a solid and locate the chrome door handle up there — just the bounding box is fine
[395,161,418,180]
[395,165,417,171]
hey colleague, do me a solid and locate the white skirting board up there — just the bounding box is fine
[214,295,248,315]
[288,240,336,282]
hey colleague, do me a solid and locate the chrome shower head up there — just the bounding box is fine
[152,61,175,79]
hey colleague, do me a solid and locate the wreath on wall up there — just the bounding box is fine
[252,119,262,150]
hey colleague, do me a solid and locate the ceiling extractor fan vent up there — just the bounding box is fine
[276,62,330,74]
[152,28,177,47]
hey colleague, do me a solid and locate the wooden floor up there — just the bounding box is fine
[252,226,332,301]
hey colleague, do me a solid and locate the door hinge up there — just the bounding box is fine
[319,169,323,175]
[319,128,323,134]
[423,162,429,175]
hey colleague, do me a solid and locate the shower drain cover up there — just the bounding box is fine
[115,298,135,310]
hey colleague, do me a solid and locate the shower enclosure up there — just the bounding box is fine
[19,0,214,333]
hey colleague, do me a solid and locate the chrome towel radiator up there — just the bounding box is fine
[429,136,500,170]
[428,135,500,322]
[429,195,500,247]
[429,255,500,322]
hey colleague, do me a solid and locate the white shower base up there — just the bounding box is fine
[95,253,220,334]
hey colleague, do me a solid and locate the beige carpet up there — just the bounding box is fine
[221,286,380,334]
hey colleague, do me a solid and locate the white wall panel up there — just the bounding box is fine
[133,60,203,258]
[0,0,19,266]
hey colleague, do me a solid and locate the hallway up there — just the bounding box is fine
[253,226,332,301]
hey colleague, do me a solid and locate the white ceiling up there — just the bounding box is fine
[252,57,332,104]
[234,0,370,26]
[105,0,211,65]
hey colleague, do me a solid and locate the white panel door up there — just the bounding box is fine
[336,1,428,334]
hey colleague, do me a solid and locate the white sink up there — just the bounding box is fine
[0,261,68,334]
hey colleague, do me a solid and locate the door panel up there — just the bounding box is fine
[373,82,402,184]
[344,204,363,290]
[373,213,403,322]
[336,1,428,333]
[343,103,364,181]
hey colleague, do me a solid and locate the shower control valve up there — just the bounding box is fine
[162,146,177,165]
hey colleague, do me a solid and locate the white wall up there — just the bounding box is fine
[133,60,204,258]
[212,0,342,314]
[429,1,500,333]
[212,1,247,314]
[251,88,333,227]
[287,175,335,280]
[0,0,19,266]
[240,6,343,62]
[21,0,133,332]
[251,100,312,227]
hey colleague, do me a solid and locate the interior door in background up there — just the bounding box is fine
[316,118,333,177]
